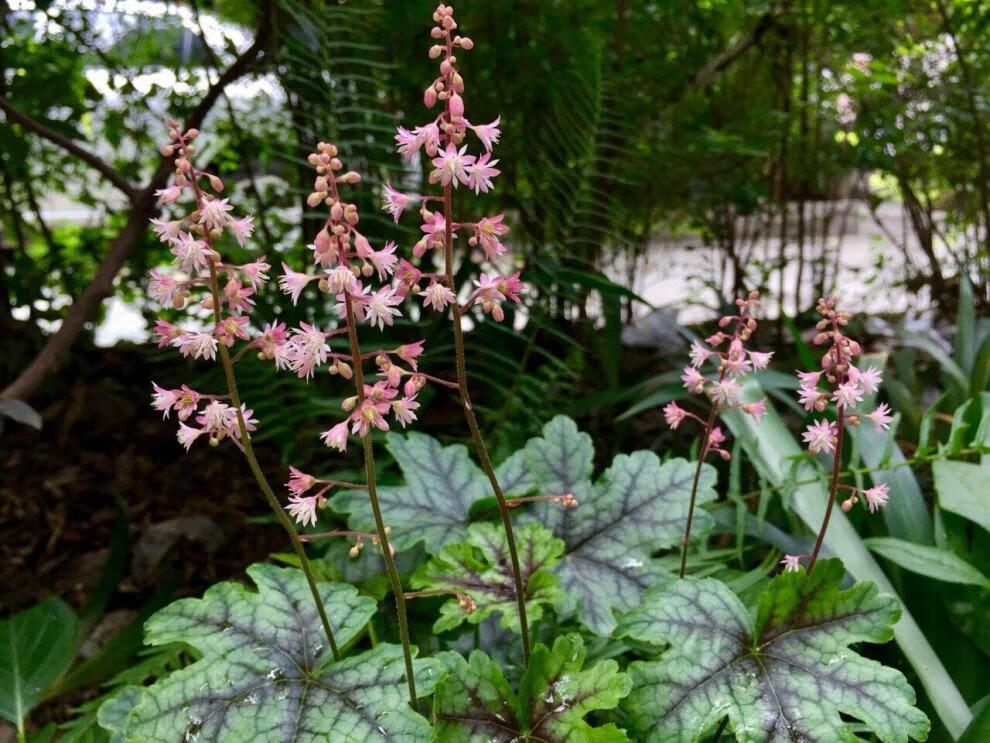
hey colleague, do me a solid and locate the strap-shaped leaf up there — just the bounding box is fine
[332,432,488,553]
[434,634,631,742]
[523,417,717,634]
[618,559,930,743]
[413,522,565,633]
[0,597,80,730]
[112,564,437,742]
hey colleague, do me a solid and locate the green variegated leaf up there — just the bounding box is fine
[413,522,565,633]
[433,635,630,742]
[619,559,930,743]
[108,564,437,742]
[522,417,717,634]
[332,432,488,553]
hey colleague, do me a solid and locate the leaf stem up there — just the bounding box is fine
[344,295,418,707]
[187,158,340,661]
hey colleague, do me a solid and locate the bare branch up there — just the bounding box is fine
[2,5,276,402]
[0,96,139,202]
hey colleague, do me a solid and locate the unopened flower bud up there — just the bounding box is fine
[337,362,353,380]
[342,395,358,411]
[160,145,174,157]
[458,36,473,49]
[185,128,199,139]
[307,192,324,208]
[208,174,224,192]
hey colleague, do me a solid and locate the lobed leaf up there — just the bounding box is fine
[433,634,631,742]
[107,564,438,742]
[619,560,930,743]
[522,416,717,634]
[412,522,565,634]
[332,432,488,553]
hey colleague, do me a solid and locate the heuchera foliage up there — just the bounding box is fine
[120,4,930,742]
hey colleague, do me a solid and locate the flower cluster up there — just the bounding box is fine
[798,298,892,506]
[146,121,268,450]
[269,145,438,471]
[385,3,525,323]
[782,297,895,573]
[663,290,770,460]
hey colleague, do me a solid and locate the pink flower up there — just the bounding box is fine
[363,286,402,329]
[802,419,837,455]
[351,400,389,437]
[497,272,525,303]
[708,427,726,447]
[688,342,711,368]
[285,323,330,379]
[287,466,316,497]
[174,332,218,361]
[470,116,501,151]
[382,183,412,222]
[148,270,180,306]
[430,142,475,187]
[681,367,707,394]
[174,385,201,420]
[392,397,420,427]
[368,241,398,280]
[177,422,205,450]
[663,401,688,429]
[321,421,349,451]
[396,259,423,288]
[198,196,233,230]
[150,218,183,244]
[866,402,894,432]
[722,340,752,378]
[797,386,824,412]
[466,152,500,194]
[170,232,214,274]
[420,281,456,311]
[228,216,255,246]
[394,126,419,159]
[216,315,250,346]
[709,378,742,406]
[474,214,509,260]
[849,364,883,394]
[251,321,288,357]
[153,319,181,348]
[797,370,822,388]
[780,554,803,572]
[863,483,890,512]
[278,262,316,305]
[832,381,864,409]
[286,495,320,527]
[744,398,767,421]
[240,256,271,289]
[223,277,255,314]
[154,186,182,204]
[748,350,773,370]
[326,265,358,294]
[151,382,179,418]
[396,341,425,370]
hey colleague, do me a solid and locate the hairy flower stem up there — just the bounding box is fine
[442,183,531,664]
[679,404,719,578]
[202,258,340,661]
[808,406,845,570]
[344,295,418,707]
[180,153,340,659]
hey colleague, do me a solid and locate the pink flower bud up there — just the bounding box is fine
[424,86,438,108]
[449,92,464,118]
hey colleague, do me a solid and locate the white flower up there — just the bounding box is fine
[419,281,455,312]
[286,495,320,527]
[198,196,233,230]
[802,419,837,455]
[174,332,218,361]
[363,287,402,330]
[170,232,214,274]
